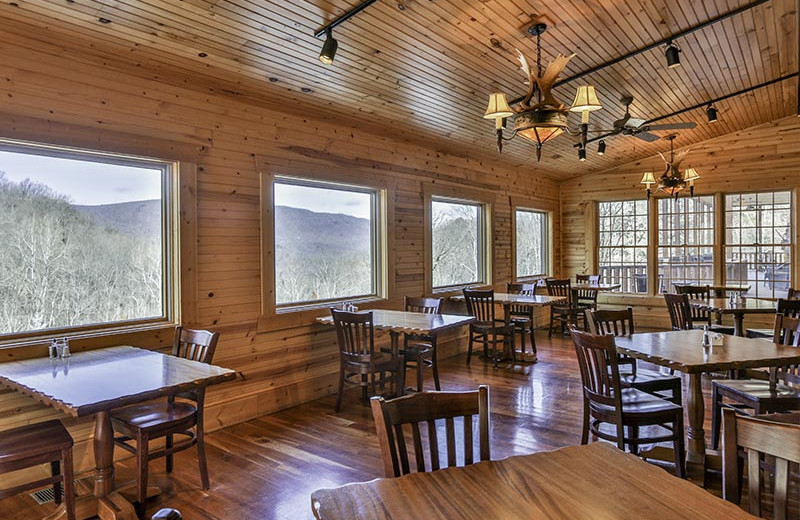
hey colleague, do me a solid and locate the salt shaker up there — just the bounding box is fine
[48,339,58,359]
[60,338,71,358]
[701,325,710,348]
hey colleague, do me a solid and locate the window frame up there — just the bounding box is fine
[656,195,716,293]
[0,137,183,343]
[271,175,386,311]
[597,198,650,294]
[511,199,553,281]
[423,184,493,295]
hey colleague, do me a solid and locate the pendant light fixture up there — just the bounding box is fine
[665,40,681,68]
[482,23,602,161]
[319,29,338,65]
[640,135,700,198]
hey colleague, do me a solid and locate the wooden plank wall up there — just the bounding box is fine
[0,26,560,480]
[560,115,800,329]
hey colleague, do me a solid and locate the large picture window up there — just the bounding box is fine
[0,141,170,337]
[273,178,381,307]
[515,209,548,278]
[657,196,714,292]
[725,191,792,298]
[431,198,485,289]
[598,200,649,293]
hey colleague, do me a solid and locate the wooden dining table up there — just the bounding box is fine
[310,442,755,519]
[689,297,776,336]
[0,346,236,520]
[674,283,751,298]
[615,329,800,479]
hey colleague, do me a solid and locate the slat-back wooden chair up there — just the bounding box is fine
[370,385,490,477]
[462,288,514,367]
[746,298,800,339]
[576,274,602,284]
[506,282,537,358]
[331,309,403,412]
[710,314,800,449]
[402,296,443,391]
[586,308,681,405]
[111,326,220,517]
[546,278,582,336]
[664,293,694,330]
[570,328,685,477]
[674,284,736,334]
[722,408,800,518]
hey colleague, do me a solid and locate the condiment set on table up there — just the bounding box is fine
[48,337,71,359]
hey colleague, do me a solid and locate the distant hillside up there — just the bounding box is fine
[275,205,370,257]
[74,200,161,237]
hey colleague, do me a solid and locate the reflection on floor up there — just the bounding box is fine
[0,331,722,520]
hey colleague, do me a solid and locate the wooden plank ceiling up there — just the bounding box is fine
[1,0,797,180]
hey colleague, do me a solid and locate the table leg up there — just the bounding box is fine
[390,331,405,396]
[733,313,744,337]
[94,410,115,497]
[686,373,706,478]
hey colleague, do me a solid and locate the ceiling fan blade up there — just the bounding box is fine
[632,131,660,142]
[624,117,646,129]
[643,122,697,131]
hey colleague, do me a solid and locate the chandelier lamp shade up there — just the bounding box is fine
[640,135,700,198]
[482,23,603,161]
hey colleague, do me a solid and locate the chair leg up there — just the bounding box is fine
[51,460,62,505]
[548,309,555,338]
[491,336,498,368]
[62,447,76,520]
[711,385,722,450]
[431,341,441,391]
[136,432,149,518]
[675,411,686,478]
[415,354,424,392]
[197,421,210,490]
[581,400,590,445]
[335,366,345,412]
[166,434,173,473]
[466,333,474,364]
[628,425,639,455]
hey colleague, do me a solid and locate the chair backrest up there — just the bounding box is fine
[776,298,800,318]
[572,287,599,306]
[462,288,496,322]
[576,274,601,284]
[787,288,800,300]
[331,309,376,360]
[771,315,800,386]
[570,328,622,411]
[722,408,800,519]
[545,278,572,298]
[370,386,490,478]
[664,293,693,330]
[506,282,535,314]
[586,308,635,337]
[404,296,442,314]
[172,327,220,364]
[673,285,712,324]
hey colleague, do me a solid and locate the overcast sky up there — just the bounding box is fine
[0,150,162,205]
[274,182,371,219]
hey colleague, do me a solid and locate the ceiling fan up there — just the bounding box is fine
[602,95,697,142]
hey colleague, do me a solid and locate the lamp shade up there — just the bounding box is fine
[640,171,656,185]
[483,92,514,119]
[319,31,338,65]
[570,86,602,113]
[684,168,700,182]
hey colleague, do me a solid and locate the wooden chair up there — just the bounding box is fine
[674,284,734,334]
[664,292,694,330]
[746,298,800,339]
[330,309,403,412]
[505,282,537,359]
[463,288,515,368]
[586,308,682,405]
[370,385,490,477]
[111,326,220,516]
[575,274,601,284]
[570,328,685,477]
[402,296,443,391]
[546,278,583,336]
[710,314,800,449]
[722,408,800,518]
[573,286,599,312]
[0,420,75,520]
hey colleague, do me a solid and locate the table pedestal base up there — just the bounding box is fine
[42,479,136,520]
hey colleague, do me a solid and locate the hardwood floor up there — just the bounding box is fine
[0,331,723,520]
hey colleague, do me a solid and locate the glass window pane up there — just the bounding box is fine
[431,199,482,288]
[657,196,714,292]
[274,181,376,305]
[516,209,548,278]
[0,148,166,335]
[599,199,649,293]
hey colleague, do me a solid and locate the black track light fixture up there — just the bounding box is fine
[597,140,606,155]
[665,40,681,69]
[578,146,587,162]
[706,103,718,123]
[319,29,338,65]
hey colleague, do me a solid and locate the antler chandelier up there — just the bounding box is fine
[482,23,602,161]
[640,135,700,198]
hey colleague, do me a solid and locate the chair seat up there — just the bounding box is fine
[745,328,773,339]
[112,401,197,431]
[620,368,680,386]
[0,420,72,466]
[592,388,682,417]
[713,379,800,401]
